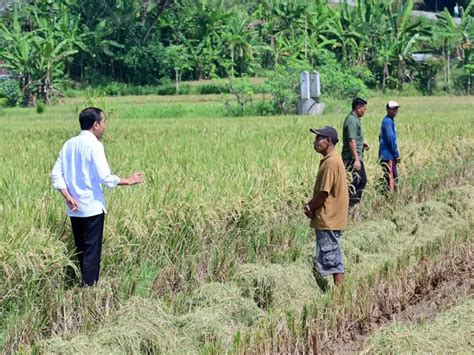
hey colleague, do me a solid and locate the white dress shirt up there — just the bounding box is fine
[51,130,120,217]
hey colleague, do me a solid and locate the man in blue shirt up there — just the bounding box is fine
[379,101,400,192]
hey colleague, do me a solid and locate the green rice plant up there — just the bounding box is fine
[0,95,473,353]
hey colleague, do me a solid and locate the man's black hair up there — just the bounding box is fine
[351,97,367,110]
[79,107,104,130]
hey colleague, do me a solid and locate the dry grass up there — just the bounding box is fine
[362,298,474,354]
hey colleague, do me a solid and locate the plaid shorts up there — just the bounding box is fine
[314,230,344,277]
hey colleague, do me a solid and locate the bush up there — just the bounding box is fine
[223,78,255,117]
[350,65,376,88]
[252,100,276,116]
[156,84,191,95]
[81,83,195,97]
[103,82,122,96]
[414,58,443,95]
[320,64,368,99]
[263,59,309,115]
[121,43,172,85]
[196,82,229,95]
[0,79,21,107]
[36,101,45,114]
[452,64,474,95]
[264,75,299,115]
[310,51,369,99]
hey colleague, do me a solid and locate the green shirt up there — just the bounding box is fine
[342,112,364,161]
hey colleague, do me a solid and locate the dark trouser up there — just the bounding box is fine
[344,159,367,207]
[70,213,105,286]
[381,160,398,192]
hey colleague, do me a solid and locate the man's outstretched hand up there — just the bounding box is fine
[119,172,145,186]
[125,172,144,186]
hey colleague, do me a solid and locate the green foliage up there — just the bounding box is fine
[262,58,312,115]
[264,74,298,115]
[121,43,172,85]
[1,0,473,100]
[0,4,81,105]
[220,55,370,117]
[103,82,121,96]
[414,57,444,95]
[0,79,21,107]
[223,78,255,116]
[453,64,474,94]
[36,101,45,114]
[317,53,369,99]
[197,82,230,94]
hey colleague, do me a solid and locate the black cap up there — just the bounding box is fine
[309,126,339,144]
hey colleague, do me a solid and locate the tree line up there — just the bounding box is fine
[0,0,473,106]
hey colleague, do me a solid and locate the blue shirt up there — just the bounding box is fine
[51,130,120,217]
[379,116,399,161]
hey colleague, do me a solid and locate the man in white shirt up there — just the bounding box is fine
[51,107,143,286]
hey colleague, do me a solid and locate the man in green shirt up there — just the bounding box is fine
[342,97,369,208]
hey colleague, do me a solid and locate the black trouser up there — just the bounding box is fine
[70,213,105,286]
[344,159,367,207]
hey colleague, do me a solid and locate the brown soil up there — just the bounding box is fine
[334,259,473,354]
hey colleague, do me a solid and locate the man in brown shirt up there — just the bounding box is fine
[305,126,349,290]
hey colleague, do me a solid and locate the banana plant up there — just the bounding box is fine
[437,1,473,63]
[0,8,37,105]
[0,6,80,105]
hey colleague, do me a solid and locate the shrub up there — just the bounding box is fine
[177,85,191,95]
[263,59,309,115]
[0,79,21,107]
[319,65,368,99]
[223,78,255,117]
[196,82,229,95]
[252,100,276,116]
[263,55,369,114]
[452,64,474,95]
[414,57,443,95]
[311,51,369,99]
[350,65,376,88]
[156,84,178,96]
[103,82,122,96]
[36,101,45,114]
[121,43,172,85]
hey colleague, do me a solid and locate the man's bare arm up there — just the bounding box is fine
[349,139,361,171]
[305,191,329,218]
[58,188,79,211]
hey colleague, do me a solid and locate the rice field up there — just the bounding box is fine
[0,94,473,353]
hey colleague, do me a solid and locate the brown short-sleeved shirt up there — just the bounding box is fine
[310,150,349,230]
